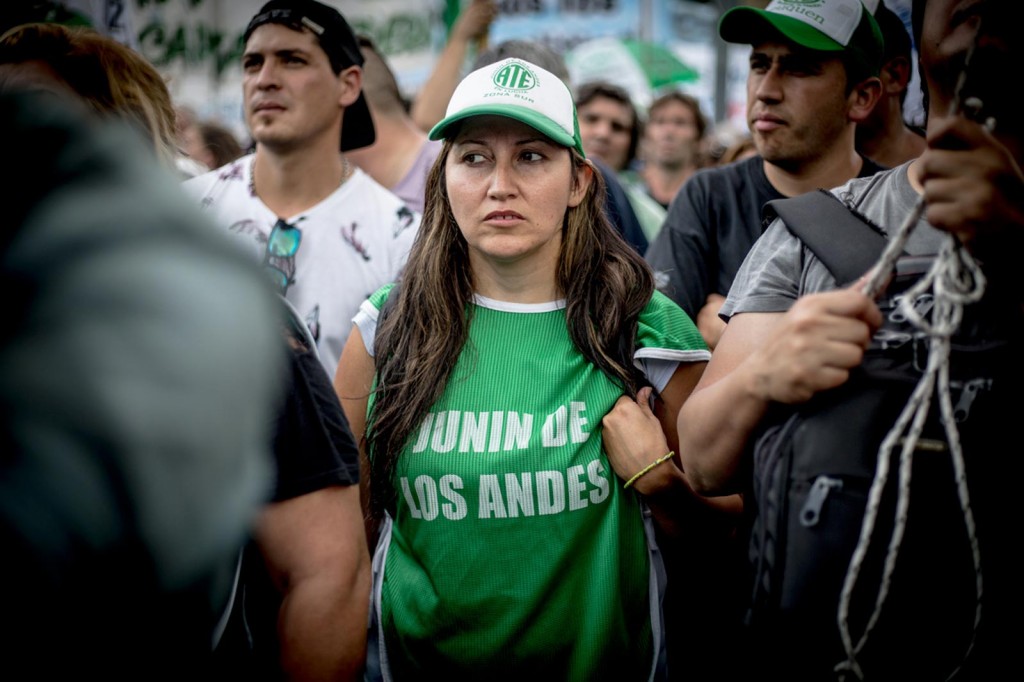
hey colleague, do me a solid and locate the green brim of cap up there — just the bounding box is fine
[429,104,584,156]
[719,7,844,52]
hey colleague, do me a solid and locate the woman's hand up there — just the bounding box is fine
[602,386,678,496]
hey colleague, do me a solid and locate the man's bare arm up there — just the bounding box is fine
[256,485,371,681]
[679,287,881,495]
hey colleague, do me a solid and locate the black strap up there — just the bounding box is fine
[763,189,891,286]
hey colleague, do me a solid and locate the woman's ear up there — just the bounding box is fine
[568,159,594,208]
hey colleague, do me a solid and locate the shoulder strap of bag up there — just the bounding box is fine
[763,189,892,286]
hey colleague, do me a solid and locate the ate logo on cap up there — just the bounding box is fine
[493,61,537,91]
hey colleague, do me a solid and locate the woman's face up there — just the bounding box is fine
[446,115,590,271]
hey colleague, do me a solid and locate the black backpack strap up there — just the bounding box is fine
[763,189,891,286]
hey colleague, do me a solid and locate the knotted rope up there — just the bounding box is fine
[834,24,992,675]
[834,204,987,680]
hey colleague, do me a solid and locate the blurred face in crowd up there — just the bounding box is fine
[577,95,634,171]
[645,97,701,169]
[181,123,214,170]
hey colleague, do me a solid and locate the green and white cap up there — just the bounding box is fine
[429,58,584,156]
[719,0,883,75]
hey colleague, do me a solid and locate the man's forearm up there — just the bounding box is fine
[277,568,370,681]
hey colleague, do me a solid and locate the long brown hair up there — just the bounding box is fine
[367,138,653,518]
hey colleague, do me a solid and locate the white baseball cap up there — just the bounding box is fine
[428,58,585,156]
[719,0,883,74]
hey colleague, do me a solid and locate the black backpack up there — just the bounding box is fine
[743,190,1023,680]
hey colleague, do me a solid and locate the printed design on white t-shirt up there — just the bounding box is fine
[305,304,321,343]
[395,206,416,238]
[226,216,307,295]
[185,155,422,379]
[200,161,245,209]
[340,221,371,262]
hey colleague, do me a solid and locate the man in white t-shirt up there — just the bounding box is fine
[185,0,419,380]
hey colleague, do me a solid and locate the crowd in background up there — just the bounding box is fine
[2,0,1021,680]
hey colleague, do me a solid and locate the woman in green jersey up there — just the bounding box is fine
[336,57,717,681]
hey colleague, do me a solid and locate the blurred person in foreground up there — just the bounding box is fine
[0,82,282,676]
[0,18,372,678]
[211,294,370,680]
[0,22,183,170]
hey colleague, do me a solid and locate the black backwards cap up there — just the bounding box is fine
[244,0,375,151]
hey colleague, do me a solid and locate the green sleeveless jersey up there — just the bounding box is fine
[364,288,708,681]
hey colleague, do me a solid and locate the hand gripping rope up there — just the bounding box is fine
[834,24,992,682]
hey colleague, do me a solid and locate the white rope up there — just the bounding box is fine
[830,27,992,674]
[833,219,987,680]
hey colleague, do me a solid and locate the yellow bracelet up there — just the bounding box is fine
[623,451,675,489]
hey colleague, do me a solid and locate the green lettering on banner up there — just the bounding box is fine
[351,12,432,57]
[163,25,188,63]
[137,19,243,77]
